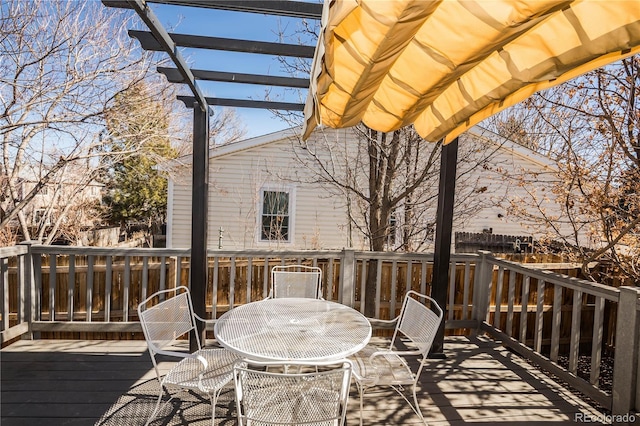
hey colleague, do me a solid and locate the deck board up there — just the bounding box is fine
[1,336,607,425]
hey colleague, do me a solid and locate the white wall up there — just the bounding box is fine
[168,128,362,249]
[167,126,568,250]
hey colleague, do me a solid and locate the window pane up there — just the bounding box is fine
[261,190,290,241]
[262,191,275,215]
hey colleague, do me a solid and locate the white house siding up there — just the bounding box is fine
[167,126,569,251]
[167,128,362,250]
[450,128,568,243]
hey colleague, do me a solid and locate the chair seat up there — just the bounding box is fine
[234,360,351,426]
[242,386,342,425]
[349,344,415,387]
[164,348,240,393]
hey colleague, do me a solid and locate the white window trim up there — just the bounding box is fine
[256,184,296,245]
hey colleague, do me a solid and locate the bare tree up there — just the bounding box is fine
[279,125,501,315]
[0,0,180,245]
[489,56,640,284]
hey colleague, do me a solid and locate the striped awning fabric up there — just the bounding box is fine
[303,0,640,143]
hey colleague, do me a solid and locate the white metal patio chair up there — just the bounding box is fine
[233,359,352,426]
[269,264,323,299]
[138,286,240,426]
[349,290,443,426]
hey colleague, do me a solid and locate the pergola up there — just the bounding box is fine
[102,0,640,353]
[102,0,322,350]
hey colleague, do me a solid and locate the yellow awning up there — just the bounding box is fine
[303,0,640,143]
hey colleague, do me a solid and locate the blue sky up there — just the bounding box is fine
[144,2,320,139]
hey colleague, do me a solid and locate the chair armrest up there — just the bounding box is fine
[367,348,421,363]
[152,347,208,367]
[366,317,399,330]
[193,311,216,324]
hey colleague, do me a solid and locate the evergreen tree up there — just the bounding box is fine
[102,81,178,239]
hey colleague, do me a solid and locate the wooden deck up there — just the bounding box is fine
[1,335,607,425]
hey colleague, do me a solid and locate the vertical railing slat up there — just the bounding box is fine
[447,261,456,321]
[390,260,397,316]
[375,260,383,318]
[506,269,516,337]
[86,256,94,323]
[494,266,504,329]
[550,284,562,362]
[590,296,605,386]
[68,255,75,322]
[33,254,42,322]
[420,260,427,295]
[263,258,269,299]
[175,256,182,287]
[1,258,8,331]
[534,280,545,353]
[105,256,112,322]
[359,260,367,314]
[123,256,130,322]
[462,261,471,320]
[159,256,166,291]
[247,257,253,303]
[49,254,56,322]
[141,257,149,308]
[404,259,413,294]
[519,275,530,343]
[212,256,219,317]
[229,256,236,308]
[17,254,24,324]
[328,257,335,300]
[405,259,412,296]
[568,289,583,374]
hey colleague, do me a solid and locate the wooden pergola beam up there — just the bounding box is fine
[104,0,322,19]
[177,96,304,111]
[112,0,208,113]
[158,67,309,88]
[129,30,316,58]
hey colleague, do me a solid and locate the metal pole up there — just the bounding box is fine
[430,137,459,358]
[190,102,209,352]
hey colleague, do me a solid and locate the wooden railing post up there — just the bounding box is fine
[18,241,37,340]
[612,286,640,416]
[340,249,356,307]
[472,250,493,329]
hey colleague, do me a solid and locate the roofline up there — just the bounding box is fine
[161,124,557,171]
[159,125,302,171]
[209,125,301,159]
[467,125,558,171]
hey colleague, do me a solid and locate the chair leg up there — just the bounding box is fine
[145,385,167,426]
[357,385,365,426]
[208,386,224,426]
[411,384,427,426]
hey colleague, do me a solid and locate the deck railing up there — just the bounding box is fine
[1,243,639,415]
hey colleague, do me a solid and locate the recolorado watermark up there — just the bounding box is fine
[574,412,636,424]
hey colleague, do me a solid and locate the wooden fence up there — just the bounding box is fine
[1,243,639,415]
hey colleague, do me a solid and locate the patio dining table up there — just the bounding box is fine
[214,297,372,363]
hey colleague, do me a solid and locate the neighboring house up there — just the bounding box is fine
[15,179,103,228]
[3,176,105,247]
[165,125,569,251]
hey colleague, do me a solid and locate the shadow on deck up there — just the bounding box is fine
[1,336,607,425]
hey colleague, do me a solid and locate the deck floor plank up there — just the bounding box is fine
[1,336,606,425]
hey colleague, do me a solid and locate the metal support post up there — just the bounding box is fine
[430,137,458,358]
[190,102,209,352]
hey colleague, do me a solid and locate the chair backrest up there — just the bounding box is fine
[270,265,323,299]
[234,360,352,426]
[392,290,443,359]
[138,286,200,358]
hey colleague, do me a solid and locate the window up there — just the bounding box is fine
[387,212,397,247]
[34,209,50,226]
[260,188,291,242]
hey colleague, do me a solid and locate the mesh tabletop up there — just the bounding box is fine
[215,298,372,362]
